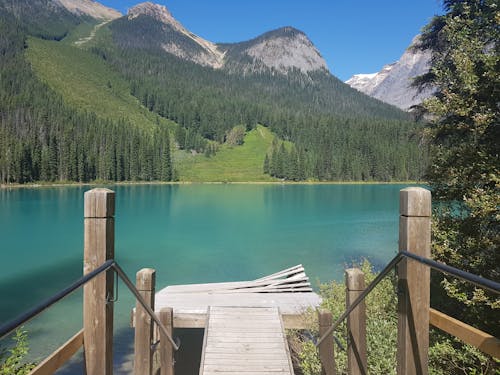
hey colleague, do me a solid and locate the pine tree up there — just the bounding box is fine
[416,0,499,335]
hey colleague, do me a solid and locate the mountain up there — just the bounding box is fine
[220,26,328,75]
[126,2,225,68]
[0,0,428,184]
[121,2,327,75]
[57,0,121,21]
[346,36,433,110]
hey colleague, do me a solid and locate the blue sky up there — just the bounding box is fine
[98,1,443,81]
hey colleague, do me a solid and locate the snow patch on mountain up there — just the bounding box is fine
[346,36,433,110]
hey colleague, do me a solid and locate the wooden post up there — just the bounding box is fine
[83,188,115,375]
[345,268,367,375]
[397,187,431,375]
[134,268,156,375]
[159,308,174,375]
[318,309,336,375]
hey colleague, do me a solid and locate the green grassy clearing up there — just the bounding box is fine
[26,37,173,131]
[176,125,277,182]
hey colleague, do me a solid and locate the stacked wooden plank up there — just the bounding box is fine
[164,265,312,294]
[200,306,294,375]
[153,265,321,329]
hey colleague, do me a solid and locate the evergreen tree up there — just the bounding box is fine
[416,0,499,335]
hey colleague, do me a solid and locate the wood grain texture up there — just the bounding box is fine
[134,268,156,375]
[318,309,336,375]
[199,307,294,375]
[399,187,431,217]
[159,308,174,375]
[83,188,114,375]
[397,187,431,375]
[151,266,321,331]
[345,269,367,375]
[29,329,83,375]
[429,308,500,359]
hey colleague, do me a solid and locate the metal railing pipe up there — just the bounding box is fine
[0,260,115,340]
[0,260,180,351]
[316,252,403,347]
[401,251,500,294]
[112,263,180,351]
[316,250,500,348]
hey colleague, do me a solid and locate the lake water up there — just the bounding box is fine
[0,183,418,371]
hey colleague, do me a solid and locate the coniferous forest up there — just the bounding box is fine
[0,12,173,184]
[0,1,428,184]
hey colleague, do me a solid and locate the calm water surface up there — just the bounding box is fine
[0,184,418,370]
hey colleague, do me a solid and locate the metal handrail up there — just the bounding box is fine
[316,251,500,347]
[0,260,179,351]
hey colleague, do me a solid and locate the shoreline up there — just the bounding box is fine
[1,180,425,190]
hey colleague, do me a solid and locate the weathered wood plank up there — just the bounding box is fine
[83,188,114,375]
[159,308,174,375]
[29,329,83,375]
[134,268,156,375]
[318,309,336,375]
[200,307,294,375]
[346,268,367,375]
[429,308,500,358]
[255,265,304,281]
[397,187,431,375]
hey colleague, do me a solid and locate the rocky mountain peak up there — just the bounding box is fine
[127,2,224,68]
[346,36,433,110]
[223,26,328,75]
[57,0,121,20]
[128,2,180,29]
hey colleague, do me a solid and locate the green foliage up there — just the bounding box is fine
[295,260,497,374]
[298,341,322,375]
[225,125,246,146]
[415,0,499,335]
[26,37,172,131]
[0,17,174,184]
[429,331,499,375]
[0,329,35,375]
[90,15,428,182]
[295,260,397,375]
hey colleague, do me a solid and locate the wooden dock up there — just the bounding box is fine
[200,306,294,375]
[153,265,321,329]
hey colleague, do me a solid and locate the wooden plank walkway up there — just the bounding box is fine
[200,306,294,375]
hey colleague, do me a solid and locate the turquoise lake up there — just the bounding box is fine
[0,183,419,370]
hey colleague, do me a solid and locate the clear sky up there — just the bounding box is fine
[98,0,443,81]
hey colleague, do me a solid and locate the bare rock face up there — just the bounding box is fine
[57,0,121,20]
[241,27,328,74]
[346,36,433,110]
[125,4,327,76]
[128,2,225,68]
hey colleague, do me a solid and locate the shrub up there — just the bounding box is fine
[293,259,498,374]
[0,329,35,375]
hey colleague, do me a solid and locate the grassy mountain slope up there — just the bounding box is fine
[176,126,276,182]
[26,37,171,131]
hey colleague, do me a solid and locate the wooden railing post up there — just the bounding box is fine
[83,188,115,375]
[159,307,174,375]
[134,268,156,375]
[345,268,367,375]
[397,187,431,375]
[318,309,336,375]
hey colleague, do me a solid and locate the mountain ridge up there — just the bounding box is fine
[122,2,328,75]
[57,0,121,20]
[346,36,433,110]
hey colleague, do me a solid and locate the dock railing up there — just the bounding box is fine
[315,187,500,375]
[0,188,178,375]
